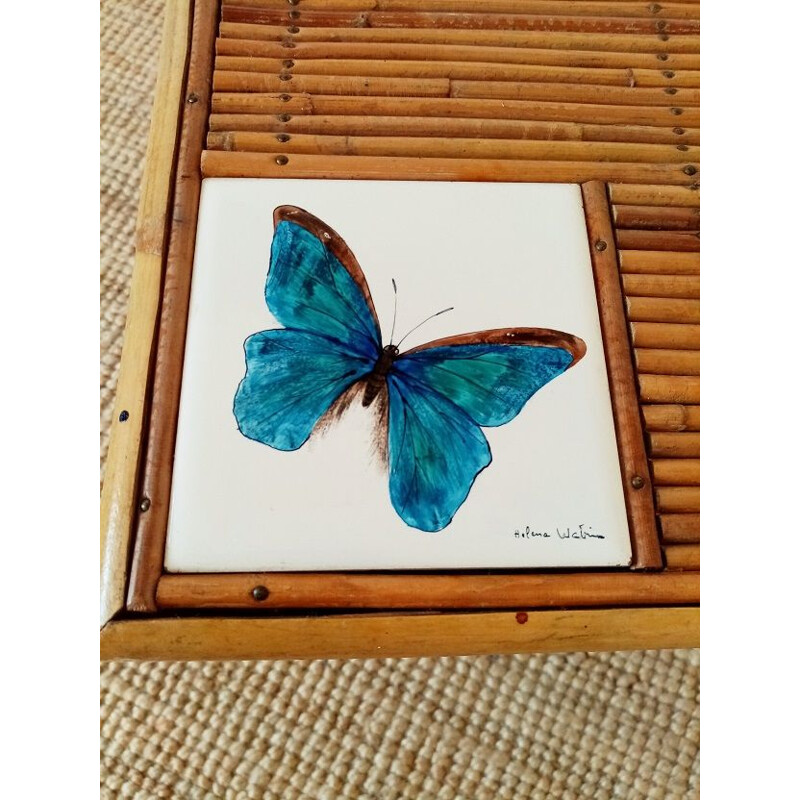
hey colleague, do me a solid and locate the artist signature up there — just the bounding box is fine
[514,524,605,540]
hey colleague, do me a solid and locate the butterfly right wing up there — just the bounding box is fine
[386,372,492,532]
[234,329,374,451]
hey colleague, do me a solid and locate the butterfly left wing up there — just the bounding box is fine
[386,328,586,531]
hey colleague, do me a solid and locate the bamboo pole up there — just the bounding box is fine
[619,250,699,274]
[216,37,702,70]
[207,130,699,163]
[609,183,699,206]
[635,348,699,375]
[622,274,699,297]
[126,0,219,613]
[215,55,701,87]
[210,113,699,146]
[214,72,452,95]
[630,322,699,349]
[626,296,700,323]
[582,181,661,569]
[218,22,702,55]
[201,150,698,184]
[663,544,700,570]
[155,571,699,610]
[221,6,701,36]
[100,0,192,628]
[616,229,700,251]
[656,487,700,513]
[659,513,700,543]
[614,204,699,229]
[639,375,700,403]
[211,93,701,127]
[451,81,699,107]
[100,607,700,661]
[651,458,699,485]
[642,404,700,431]
[226,1,701,21]
[648,431,700,457]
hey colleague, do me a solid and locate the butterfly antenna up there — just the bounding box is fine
[388,279,398,345]
[396,306,454,348]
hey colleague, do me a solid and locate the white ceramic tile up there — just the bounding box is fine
[165,179,632,571]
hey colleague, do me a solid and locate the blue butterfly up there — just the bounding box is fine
[234,206,586,532]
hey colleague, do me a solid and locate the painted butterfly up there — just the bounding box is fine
[234,206,587,532]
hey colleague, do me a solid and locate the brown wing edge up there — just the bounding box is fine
[404,327,587,367]
[273,205,381,333]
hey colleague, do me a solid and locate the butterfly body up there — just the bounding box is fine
[362,344,400,408]
[234,205,587,532]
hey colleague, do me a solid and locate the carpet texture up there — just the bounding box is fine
[99,2,700,797]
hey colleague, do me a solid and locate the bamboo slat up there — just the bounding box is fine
[663,544,700,570]
[626,296,699,323]
[219,22,702,55]
[622,273,699,297]
[634,348,699,375]
[614,204,699,229]
[651,458,699,485]
[616,229,699,251]
[99,0,191,627]
[639,375,700,403]
[214,72,453,95]
[201,150,698,184]
[100,607,700,661]
[215,38,702,71]
[208,130,699,163]
[215,55,701,87]
[227,1,701,21]
[582,181,661,569]
[648,431,700,457]
[630,322,699,349]
[656,486,700,513]
[211,92,701,126]
[619,250,699,273]
[642,404,700,431]
[126,0,218,613]
[210,113,699,146]
[659,513,700,543]
[156,571,699,610]
[609,184,699,206]
[221,7,701,36]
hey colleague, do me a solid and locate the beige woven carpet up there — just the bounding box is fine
[100,2,699,797]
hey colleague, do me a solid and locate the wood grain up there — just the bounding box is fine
[126,0,218,613]
[639,375,700,403]
[651,459,699,485]
[619,251,700,274]
[609,184,699,207]
[649,431,700,457]
[630,322,699,349]
[663,544,700,570]
[100,0,191,627]
[156,571,700,610]
[659,513,700,543]
[614,204,699,230]
[622,274,699,298]
[100,607,701,660]
[581,182,661,569]
[634,348,699,375]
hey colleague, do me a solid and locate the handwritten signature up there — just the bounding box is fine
[514,524,605,540]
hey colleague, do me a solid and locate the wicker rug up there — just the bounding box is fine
[100,2,699,797]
